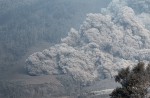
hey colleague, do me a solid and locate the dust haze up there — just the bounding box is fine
[2,0,150,98]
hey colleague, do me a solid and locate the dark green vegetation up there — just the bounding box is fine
[110,62,150,98]
[0,0,110,75]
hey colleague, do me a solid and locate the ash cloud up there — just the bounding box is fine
[26,0,150,83]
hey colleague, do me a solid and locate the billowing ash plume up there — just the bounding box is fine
[25,0,150,83]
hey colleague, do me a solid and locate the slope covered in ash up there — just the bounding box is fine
[26,0,150,83]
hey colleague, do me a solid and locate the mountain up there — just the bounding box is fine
[26,0,150,84]
[0,0,110,75]
[2,0,150,98]
[0,0,112,98]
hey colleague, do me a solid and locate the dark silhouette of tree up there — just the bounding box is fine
[110,62,150,98]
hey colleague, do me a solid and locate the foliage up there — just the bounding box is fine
[110,62,150,98]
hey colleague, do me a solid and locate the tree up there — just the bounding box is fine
[110,62,150,98]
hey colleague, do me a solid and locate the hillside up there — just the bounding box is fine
[2,0,150,98]
[26,0,150,83]
[0,0,110,75]
[0,0,112,98]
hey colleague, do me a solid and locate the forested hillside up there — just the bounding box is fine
[2,0,150,97]
[26,0,150,83]
[0,0,110,73]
